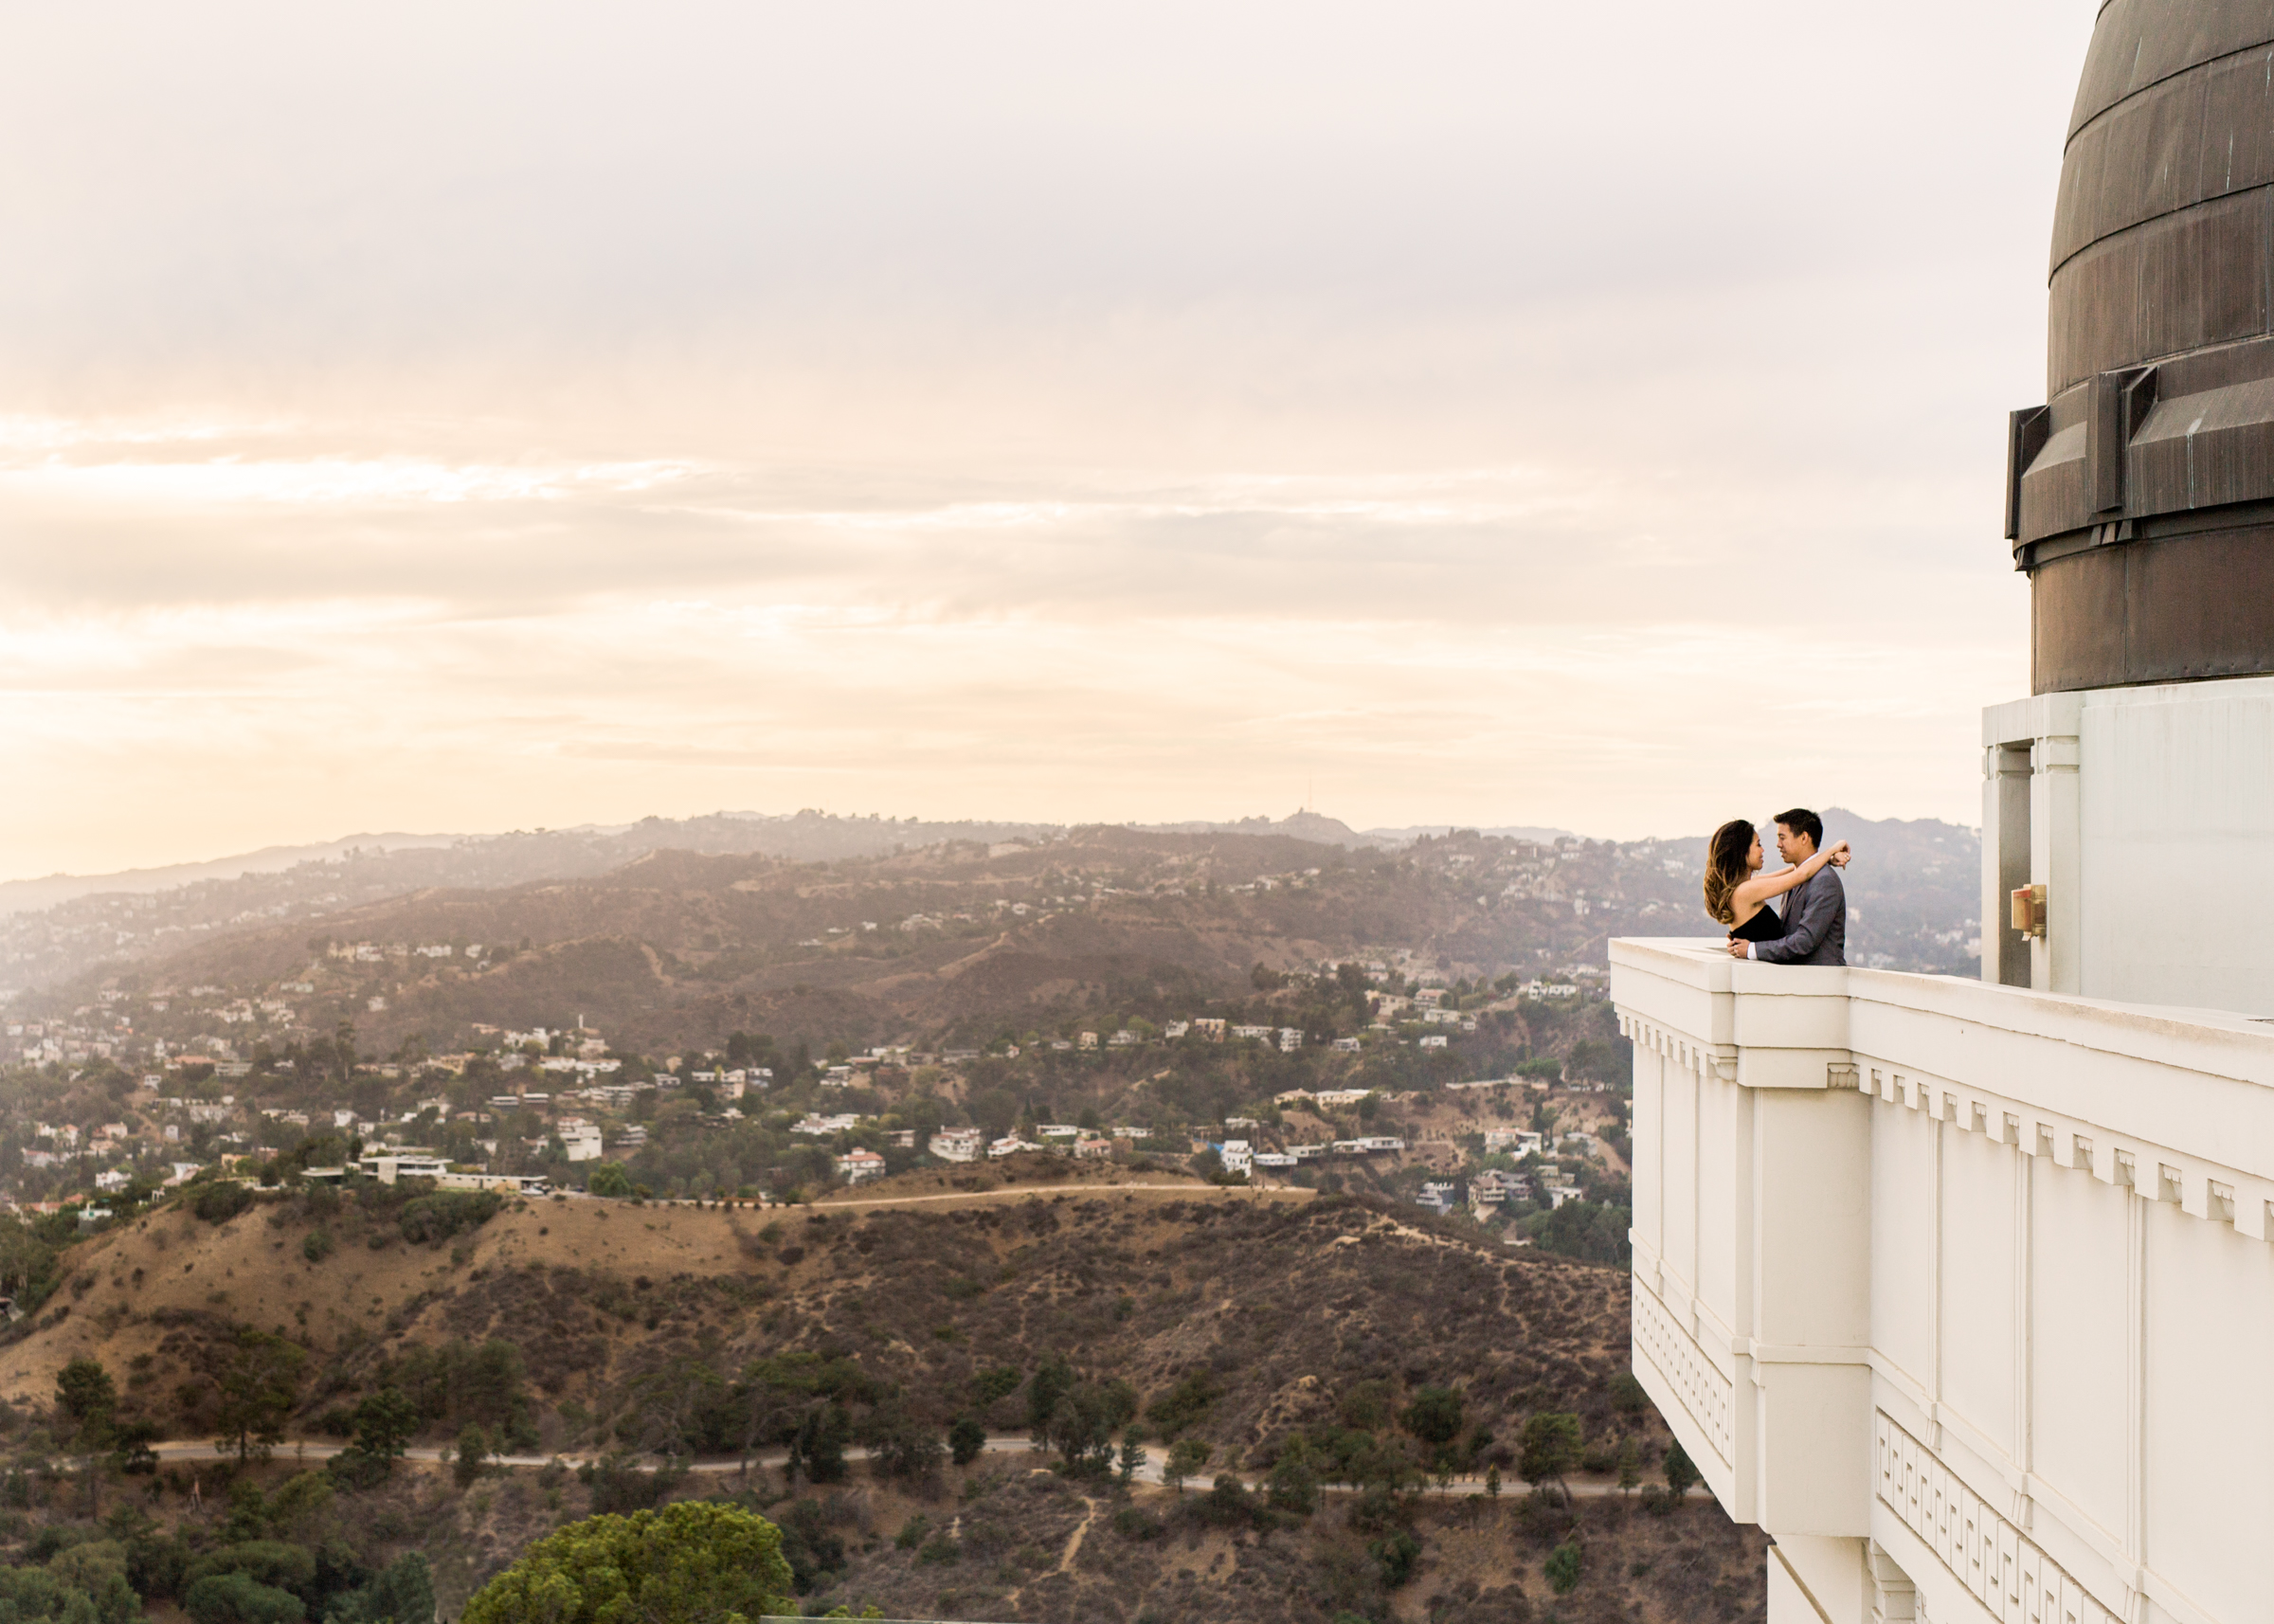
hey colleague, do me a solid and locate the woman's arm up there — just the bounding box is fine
[1730,840,1849,910]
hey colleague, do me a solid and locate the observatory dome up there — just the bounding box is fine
[2011,1,2274,691]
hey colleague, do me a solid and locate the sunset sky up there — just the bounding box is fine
[0,3,2088,878]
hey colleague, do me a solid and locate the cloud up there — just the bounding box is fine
[0,0,2079,875]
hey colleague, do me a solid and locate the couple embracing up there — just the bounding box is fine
[1704,806,1849,966]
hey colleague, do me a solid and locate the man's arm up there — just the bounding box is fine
[1753,874,1839,965]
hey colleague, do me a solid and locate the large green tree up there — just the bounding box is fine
[349,1387,419,1470]
[1519,1411,1584,1505]
[460,1502,793,1624]
[208,1327,307,1464]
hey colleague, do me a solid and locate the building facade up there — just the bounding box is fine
[1614,8,2274,1620]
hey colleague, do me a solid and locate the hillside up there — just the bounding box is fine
[0,1172,1763,1621]
[0,808,1976,1005]
[11,813,1977,1063]
[8,1177,1623,1454]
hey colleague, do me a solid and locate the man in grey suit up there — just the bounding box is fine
[1725,807,1846,965]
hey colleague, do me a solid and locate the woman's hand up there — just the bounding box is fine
[1825,839,1850,868]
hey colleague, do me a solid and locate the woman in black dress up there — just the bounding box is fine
[1703,819,1849,946]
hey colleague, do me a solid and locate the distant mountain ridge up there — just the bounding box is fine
[0,806,1576,916]
[0,806,1975,1002]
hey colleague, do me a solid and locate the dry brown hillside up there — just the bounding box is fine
[0,1167,1769,1624]
[7,1170,1640,1470]
[58,825,1618,1056]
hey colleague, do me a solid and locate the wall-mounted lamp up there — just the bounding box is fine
[2011,884,2048,939]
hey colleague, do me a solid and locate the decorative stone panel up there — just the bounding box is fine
[1874,1411,2118,1624]
[1633,1284,1734,1467]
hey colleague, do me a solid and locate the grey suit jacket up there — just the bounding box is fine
[1754,866,1846,965]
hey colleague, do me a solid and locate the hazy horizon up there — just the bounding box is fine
[1,2,2087,878]
[0,800,1984,892]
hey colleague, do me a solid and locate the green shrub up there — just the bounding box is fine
[398,1191,501,1246]
[1143,1370,1218,1437]
[948,1416,986,1466]
[1369,1528,1420,1588]
[1545,1539,1582,1594]
[1111,1506,1164,1543]
[301,1229,334,1264]
[182,1570,305,1624]
[193,1184,255,1225]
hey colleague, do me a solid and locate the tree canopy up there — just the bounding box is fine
[460,1501,793,1624]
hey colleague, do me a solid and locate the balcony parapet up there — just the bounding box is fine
[1614,937,2274,1624]
[1614,937,2274,1228]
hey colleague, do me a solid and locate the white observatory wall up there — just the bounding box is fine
[1986,677,2274,1014]
[2080,677,2274,1012]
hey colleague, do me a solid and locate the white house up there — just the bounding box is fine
[835,1149,886,1185]
[929,1128,984,1163]
[1218,1139,1254,1175]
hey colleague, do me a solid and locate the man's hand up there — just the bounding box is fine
[1725,939,1750,960]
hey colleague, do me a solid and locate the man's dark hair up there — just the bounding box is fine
[1774,808,1824,849]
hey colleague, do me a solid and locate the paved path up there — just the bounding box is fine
[142,1435,1667,1501]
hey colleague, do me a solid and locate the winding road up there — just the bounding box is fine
[138,1434,1666,1501]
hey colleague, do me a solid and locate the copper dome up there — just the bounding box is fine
[2010,0,2274,691]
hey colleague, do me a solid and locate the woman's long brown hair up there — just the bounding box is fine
[1703,819,1756,926]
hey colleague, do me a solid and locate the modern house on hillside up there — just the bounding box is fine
[1615,11,2274,1620]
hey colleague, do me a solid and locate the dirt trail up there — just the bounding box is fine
[812,1182,1312,1212]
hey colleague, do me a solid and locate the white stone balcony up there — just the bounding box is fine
[1611,938,2274,1624]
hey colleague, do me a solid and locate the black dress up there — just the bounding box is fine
[1729,904,1785,945]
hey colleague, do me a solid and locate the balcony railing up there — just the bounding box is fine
[1610,938,2274,1624]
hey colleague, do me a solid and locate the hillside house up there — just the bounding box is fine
[1469,1168,1525,1211]
[835,1149,886,1185]
[929,1128,984,1163]
[1218,1139,1254,1174]
[1252,1150,1296,1170]
[1192,1019,1227,1041]
[1074,1136,1111,1159]
[1277,1028,1303,1052]
[1415,1180,1458,1217]
[1419,1036,1448,1049]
